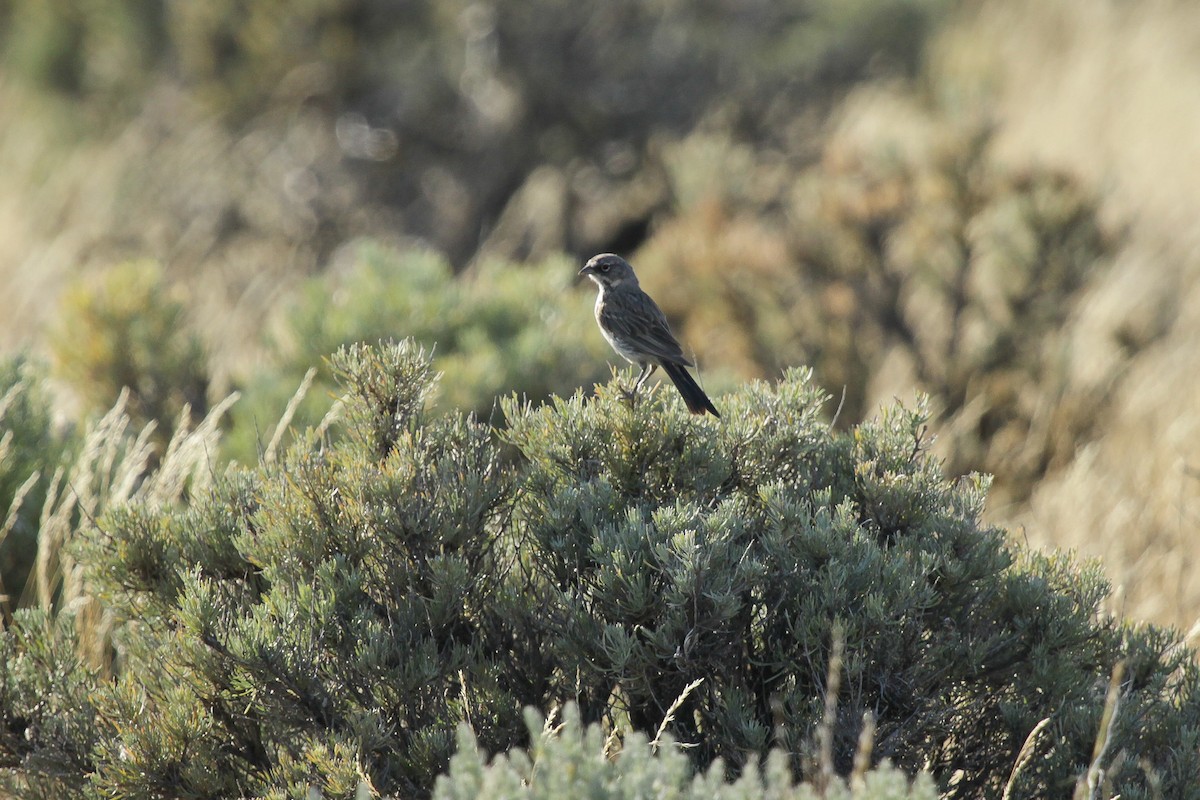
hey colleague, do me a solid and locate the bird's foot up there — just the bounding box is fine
[619,384,640,407]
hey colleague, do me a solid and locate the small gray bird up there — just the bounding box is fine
[579,253,720,417]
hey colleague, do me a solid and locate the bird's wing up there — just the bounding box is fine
[600,288,693,366]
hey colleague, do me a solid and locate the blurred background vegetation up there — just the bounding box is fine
[0,0,1198,638]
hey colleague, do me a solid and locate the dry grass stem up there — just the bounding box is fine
[1073,660,1127,800]
[0,470,39,544]
[1004,717,1052,800]
[849,711,876,785]
[265,368,316,464]
[650,677,705,752]
[817,622,845,792]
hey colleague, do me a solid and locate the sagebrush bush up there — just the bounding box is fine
[503,372,1200,798]
[435,704,939,800]
[75,343,530,798]
[0,608,101,796]
[50,261,210,444]
[226,244,611,462]
[0,341,1196,799]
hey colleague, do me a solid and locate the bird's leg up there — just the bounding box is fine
[633,362,657,393]
[620,362,656,407]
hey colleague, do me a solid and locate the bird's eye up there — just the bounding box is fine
[599,263,610,272]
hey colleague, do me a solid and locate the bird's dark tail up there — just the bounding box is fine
[661,362,720,417]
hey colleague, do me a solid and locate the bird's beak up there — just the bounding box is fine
[578,264,593,276]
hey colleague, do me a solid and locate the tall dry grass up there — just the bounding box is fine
[8,388,236,668]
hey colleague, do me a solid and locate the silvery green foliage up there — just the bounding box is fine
[435,705,937,800]
[0,342,1197,799]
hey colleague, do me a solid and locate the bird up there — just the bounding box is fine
[579,253,720,417]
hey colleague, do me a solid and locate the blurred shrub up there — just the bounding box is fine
[791,113,1108,455]
[0,342,1192,797]
[0,357,67,610]
[0,0,956,266]
[435,705,939,800]
[638,101,1113,505]
[164,1,350,112]
[225,243,610,462]
[3,0,950,116]
[50,262,210,443]
[0,0,164,104]
[162,0,946,121]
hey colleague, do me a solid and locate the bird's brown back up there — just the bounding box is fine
[596,283,692,367]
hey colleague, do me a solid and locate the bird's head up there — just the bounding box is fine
[579,253,638,288]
